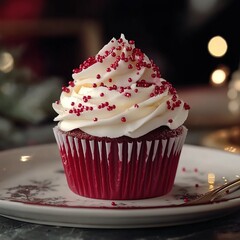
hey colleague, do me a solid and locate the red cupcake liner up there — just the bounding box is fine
[53,127,187,200]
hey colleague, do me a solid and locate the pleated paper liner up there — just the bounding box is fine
[53,127,187,200]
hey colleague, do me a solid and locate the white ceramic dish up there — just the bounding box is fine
[0,143,240,228]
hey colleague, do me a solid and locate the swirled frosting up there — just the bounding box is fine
[52,34,190,138]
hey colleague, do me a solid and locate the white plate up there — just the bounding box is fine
[0,143,240,228]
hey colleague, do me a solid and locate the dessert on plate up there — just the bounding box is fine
[52,33,190,200]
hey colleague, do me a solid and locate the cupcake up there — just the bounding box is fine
[52,34,190,200]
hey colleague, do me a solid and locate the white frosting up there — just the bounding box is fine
[52,34,189,138]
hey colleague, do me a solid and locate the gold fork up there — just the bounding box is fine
[183,177,240,206]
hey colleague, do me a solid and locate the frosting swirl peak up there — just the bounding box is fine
[52,34,189,138]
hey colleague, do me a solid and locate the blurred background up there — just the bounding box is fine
[0,0,240,151]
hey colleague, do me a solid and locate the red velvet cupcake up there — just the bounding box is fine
[52,34,190,200]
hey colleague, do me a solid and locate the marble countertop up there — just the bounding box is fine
[1,211,240,240]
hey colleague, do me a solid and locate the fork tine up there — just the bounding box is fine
[183,177,240,206]
[213,178,240,200]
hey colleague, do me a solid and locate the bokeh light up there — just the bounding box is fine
[208,173,215,190]
[208,36,228,57]
[210,68,227,85]
[20,155,32,162]
[0,52,14,73]
[228,70,240,114]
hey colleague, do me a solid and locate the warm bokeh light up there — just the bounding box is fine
[228,70,240,114]
[227,88,238,99]
[222,176,228,183]
[224,146,237,153]
[228,100,239,113]
[20,155,32,162]
[210,68,227,85]
[208,36,228,57]
[208,173,215,185]
[232,78,240,91]
[0,52,14,73]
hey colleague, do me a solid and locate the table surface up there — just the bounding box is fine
[1,129,240,240]
[1,212,240,240]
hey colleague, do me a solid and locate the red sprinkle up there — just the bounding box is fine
[121,117,126,122]
[134,104,139,108]
[68,81,75,87]
[62,86,70,93]
[184,103,191,110]
[128,64,133,69]
[151,73,156,78]
[124,92,131,97]
[118,38,123,43]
